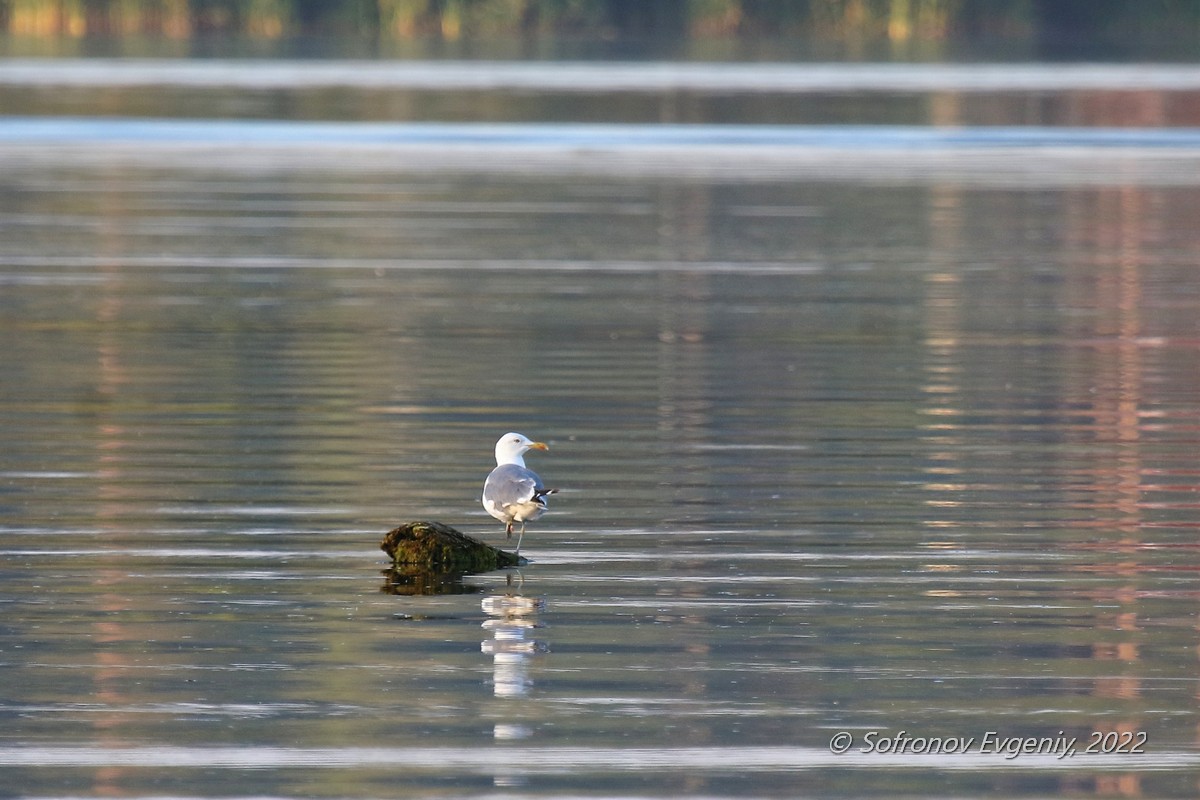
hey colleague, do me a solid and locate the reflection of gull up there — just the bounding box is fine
[482,433,558,554]
[482,589,546,789]
[482,593,547,698]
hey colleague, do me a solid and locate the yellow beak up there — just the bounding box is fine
[529,441,549,451]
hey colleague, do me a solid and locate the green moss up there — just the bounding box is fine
[380,521,521,573]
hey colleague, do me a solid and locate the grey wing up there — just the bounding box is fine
[484,464,543,507]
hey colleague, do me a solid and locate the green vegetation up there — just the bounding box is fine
[0,0,1196,45]
[381,520,522,573]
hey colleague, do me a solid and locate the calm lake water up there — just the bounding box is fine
[2,60,1200,798]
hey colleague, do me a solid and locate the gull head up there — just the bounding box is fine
[494,432,549,466]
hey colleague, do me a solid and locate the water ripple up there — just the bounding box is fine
[0,743,1192,772]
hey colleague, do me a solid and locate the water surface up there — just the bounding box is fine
[2,62,1200,798]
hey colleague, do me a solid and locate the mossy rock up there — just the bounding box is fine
[381,521,522,572]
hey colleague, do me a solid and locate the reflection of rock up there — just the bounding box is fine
[381,521,522,571]
[379,567,482,596]
[482,592,547,698]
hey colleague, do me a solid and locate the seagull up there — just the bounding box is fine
[482,432,558,554]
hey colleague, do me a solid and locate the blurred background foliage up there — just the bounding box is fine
[0,0,1197,50]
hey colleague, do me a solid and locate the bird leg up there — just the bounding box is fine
[505,521,513,539]
[514,524,525,556]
